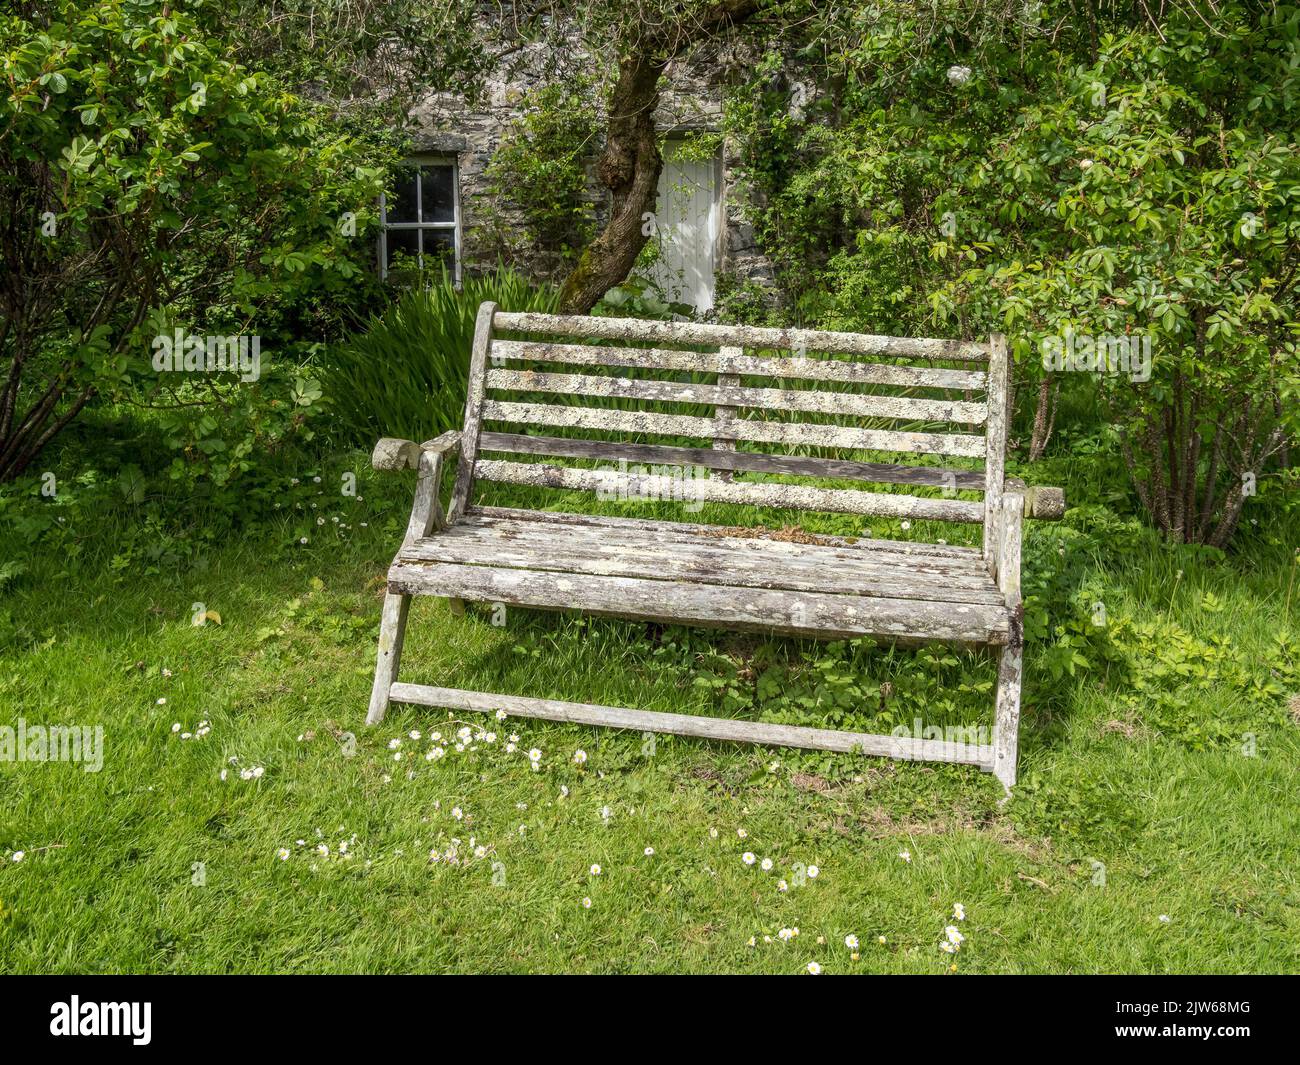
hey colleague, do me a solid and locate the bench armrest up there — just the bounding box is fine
[372,431,462,472]
[1004,477,1065,521]
[371,431,464,543]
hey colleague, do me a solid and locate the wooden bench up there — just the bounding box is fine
[366,302,1064,792]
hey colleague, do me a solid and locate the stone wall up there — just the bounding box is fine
[405,47,776,310]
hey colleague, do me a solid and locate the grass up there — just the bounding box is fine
[0,453,1298,974]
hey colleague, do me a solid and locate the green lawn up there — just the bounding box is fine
[1,455,1298,974]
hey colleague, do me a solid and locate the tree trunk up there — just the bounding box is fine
[557,52,667,315]
[1026,372,1058,461]
[557,0,764,315]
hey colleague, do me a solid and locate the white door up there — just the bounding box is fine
[648,143,721,312]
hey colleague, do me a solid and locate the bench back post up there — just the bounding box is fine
[446,300,497,525]
[982,332,1009,567]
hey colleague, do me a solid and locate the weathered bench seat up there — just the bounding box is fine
[366,303,1064,792]
[390,507,1011,645]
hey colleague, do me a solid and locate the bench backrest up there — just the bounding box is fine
[448,302,1010,553]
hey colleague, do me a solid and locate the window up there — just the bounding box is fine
[379,157,460,281]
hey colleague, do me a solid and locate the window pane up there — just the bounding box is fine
[387,166,419,224]
[385,227,419,271]
[420,164,455,223]
[422,229,456,271]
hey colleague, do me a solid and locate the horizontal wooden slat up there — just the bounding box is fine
[468,506,986,561]
[387,683,994,767]
[448,514,993,580]
[479,432,987,491]
[493,312,990,362]
[402,525,1005,603]
[486,369,987,426]
[490,339,987,390]
[474,460,987,522]
[386,560,1010,644]
[481,401,987,459]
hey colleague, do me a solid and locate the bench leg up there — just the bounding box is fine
[367,592,411,725]
[992,641,1023,796]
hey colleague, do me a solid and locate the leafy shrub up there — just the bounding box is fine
[476,79,600,276]
[0,0,390,482]
[728,3,1300,546]
[320,268,557,446]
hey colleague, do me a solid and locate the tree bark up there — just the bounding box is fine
[1026,372,1057,461]
[557,0,764,314]
[557,51,667,315]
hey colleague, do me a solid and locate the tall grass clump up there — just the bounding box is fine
[322,267,557,445]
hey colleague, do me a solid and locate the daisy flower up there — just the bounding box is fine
[760,857,773,871]
[276,848,290,861]
[573,749,587,765]
[590,864,602,876]
[953,903,965,921]
[644,847,655,857]
[742,852,756,866]
[806,962,822,974]
[845,935,859,950]
[807,865,820,879]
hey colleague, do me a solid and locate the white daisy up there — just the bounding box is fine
[742,852,756,866]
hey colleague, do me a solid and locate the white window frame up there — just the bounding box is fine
[378,155,462,283]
